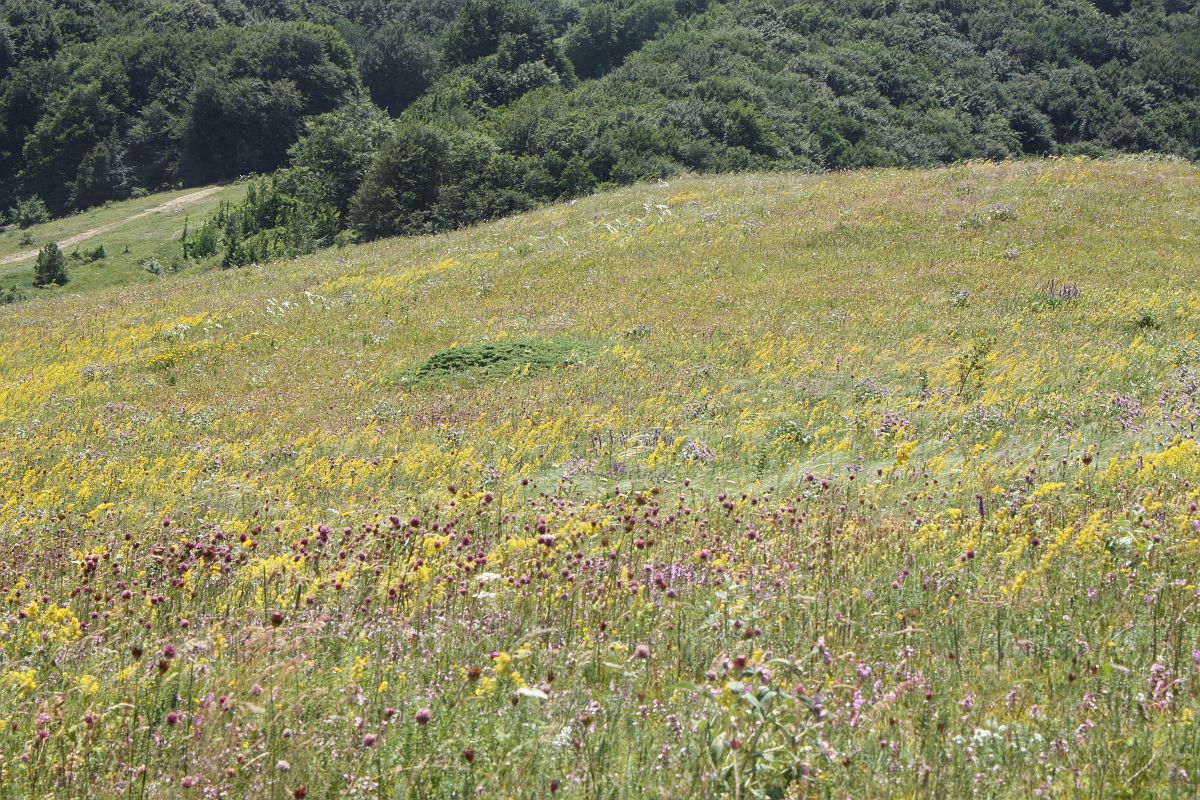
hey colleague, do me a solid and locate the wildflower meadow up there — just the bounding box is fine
[1,158,1199,798]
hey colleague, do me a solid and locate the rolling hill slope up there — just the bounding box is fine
[1,158,1198,798]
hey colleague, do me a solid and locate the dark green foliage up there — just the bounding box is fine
[2,0,61,64]
[349,123,538,239]
[9,196,49,228]
[565,5,619,78]
[70,134,132,210]
[397,339,593,384]
[288,101,393,215]
[2,16,359,213]
[559,154,596,198]
[19,82,117,210]
[358,22,433,115]
[5,0,1195,253]
[186,169,343,268]
[430,0,574,109]
[0,23,13,79]
[144,0,224,32]
[181,73,306,183]
[182,217,221,259]
[441,0,566,73]
[172,101,372,269]
[1137,29,1200,97]
[33,242,67,287]
[179,23,359,183]
[567,0,677,79]
[226,22,359,113]
[125,102,183,191]
[220,212,260,268]
[349,124,452,239]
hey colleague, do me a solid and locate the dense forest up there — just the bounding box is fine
[2,0,1198,255]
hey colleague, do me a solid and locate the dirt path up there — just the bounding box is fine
[0,186,225,267]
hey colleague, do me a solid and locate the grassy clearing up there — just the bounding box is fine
[0,183,246,295]
[0,157,1199,798]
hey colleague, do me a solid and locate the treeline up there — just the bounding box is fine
[0,7,366,213]
[4,0,1199,252]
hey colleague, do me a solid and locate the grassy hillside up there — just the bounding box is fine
[0,183,246,295]
[1,157,1199,797]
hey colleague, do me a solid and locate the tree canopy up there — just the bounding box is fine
[3,0,1196,241]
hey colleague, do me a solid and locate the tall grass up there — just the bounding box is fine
[0,157,1198,797]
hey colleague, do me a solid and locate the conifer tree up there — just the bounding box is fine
[33,242,67,287]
